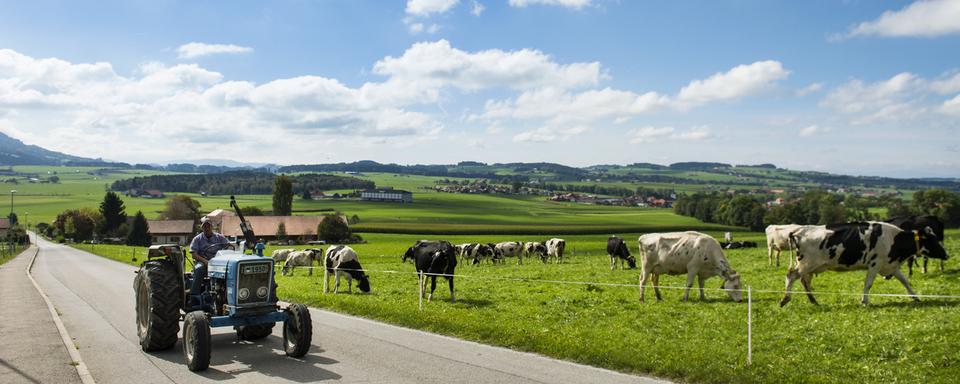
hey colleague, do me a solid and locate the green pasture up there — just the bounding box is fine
[73,231,960,384]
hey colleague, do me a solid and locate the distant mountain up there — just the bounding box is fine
[0,131,95,165]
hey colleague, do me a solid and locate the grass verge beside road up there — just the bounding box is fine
[70,232,960,383]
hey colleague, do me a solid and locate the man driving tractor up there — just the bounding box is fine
[188,217,231,296]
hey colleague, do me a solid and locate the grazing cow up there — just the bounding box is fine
[523,241,548,263]
[638,232,743,302]
[607,236,636,270]
[780,222,948,306]
[324,245,370,293]
[455,244,467,261]
[765,224,804,268]
[403,240,457,302]
[494,241,525,265]
[721,241,759,249]
[886,215,948,275]
[271,248,296,262]
[459,243,496,265]
[281,248,322,276]
[545,238,566,264]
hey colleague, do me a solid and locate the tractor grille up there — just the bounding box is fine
[237,261,272,305]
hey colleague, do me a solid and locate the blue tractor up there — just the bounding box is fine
[133,196,312,371]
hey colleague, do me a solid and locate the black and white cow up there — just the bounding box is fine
[459,243,496,265]
[886,215,948,275]
[494,241,525,265]
[607,236,636,270]
[637,231,743,302]
[523,241,548,263]
[403,240,457,302]
[281,248,322,276]
[780,222,948,306]
[324,245,370,293]
[546,238,566,264]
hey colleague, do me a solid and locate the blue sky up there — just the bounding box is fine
[0,0,958,177]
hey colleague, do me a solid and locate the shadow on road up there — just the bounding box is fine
[0,359,42,384]
[150,334,341,382]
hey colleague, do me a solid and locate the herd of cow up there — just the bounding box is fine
[269,214,951,307]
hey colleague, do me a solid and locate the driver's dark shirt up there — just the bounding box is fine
[189,232,229,258]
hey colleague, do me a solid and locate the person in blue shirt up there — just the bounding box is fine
[255,238,266,257]
[188,217,231,295]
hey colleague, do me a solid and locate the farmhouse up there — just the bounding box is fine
[0,217,10,238]
[219,215,348,242]
[146,220,195,245]
[360,189,413,203]
[202,208,235,231]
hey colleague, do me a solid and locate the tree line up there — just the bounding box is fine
[110,170,374,195]
[673,188,960,231]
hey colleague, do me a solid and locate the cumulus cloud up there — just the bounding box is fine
[628,126,712,144]
[796,82,824,96]
[676,60,790,107]
[471,0,486,16]
[176,42,253,59]
[509,0,592,9]
[930,72,960,94]
[371,40,601,94]
[513,125,588,142]
[406,0,460,17]
[799,125,830,137]
[820,72,928,124]
[940,94,960,116]
[840,0,960,39]
[472,60,788,126]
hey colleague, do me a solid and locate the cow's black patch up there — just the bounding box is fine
[868,223,882,251]
[889,231,917,264]
[826,223,868,266]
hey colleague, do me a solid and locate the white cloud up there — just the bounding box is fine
[628,126,712,144]
[509,0,592,9]
[820,72,927,124]
[796,82,824,96]
[176,42,253,59]
[408,23,425,34]
[406,0,460,17]
[940,94,960,116]
[471,1,486,16]
[930,72,960,94]
[513,126,588,142]
[371,40,601,94]
[841,0,960,39]
[799,125,831,137]
[472,60,788,126]
[676,60,790,107]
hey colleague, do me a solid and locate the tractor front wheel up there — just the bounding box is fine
[282,304,312,358]
[183,311,211,371]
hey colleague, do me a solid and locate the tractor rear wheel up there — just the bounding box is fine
[282,304,312,358]
[183,311,211,371]
[135,260,181,351]
[236,323,275,341]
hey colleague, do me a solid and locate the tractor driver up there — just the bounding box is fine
[188,217,232,296]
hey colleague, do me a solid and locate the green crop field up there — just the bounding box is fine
[72,230,960,384]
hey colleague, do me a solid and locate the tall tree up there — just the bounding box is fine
[54,208,100,242]
[126,211,151,246]
[273,175,294,216]
[161,195,202,223]
[276,222,287,241]
[99,191,127,235]
[317,214,351,243]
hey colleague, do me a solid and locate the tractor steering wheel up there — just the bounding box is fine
[199,242,234,259]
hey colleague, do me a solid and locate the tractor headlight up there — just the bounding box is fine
[239,288,250,300]
[257,286,268,298]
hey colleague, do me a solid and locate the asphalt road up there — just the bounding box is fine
[30,237,668,384]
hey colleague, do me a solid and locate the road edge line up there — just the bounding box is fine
[26,245,97,384]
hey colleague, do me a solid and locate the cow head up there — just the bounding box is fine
[919,227,948,260]
[625,255,637,269]
[721,273,743,302]
[357,273,371,293]
[402,247,415,263]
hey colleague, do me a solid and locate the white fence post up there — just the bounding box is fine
[747,286,753,366]
[418,272,424,311]
[323,266,329,294]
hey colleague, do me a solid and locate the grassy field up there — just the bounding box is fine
[0,242,29,266]
[72,230,960,384]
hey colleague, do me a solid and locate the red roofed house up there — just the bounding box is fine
[0,217,10,238]
[219,215,347,243]
[146,220,196,245]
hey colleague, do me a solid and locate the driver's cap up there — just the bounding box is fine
[200,216,212,227]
